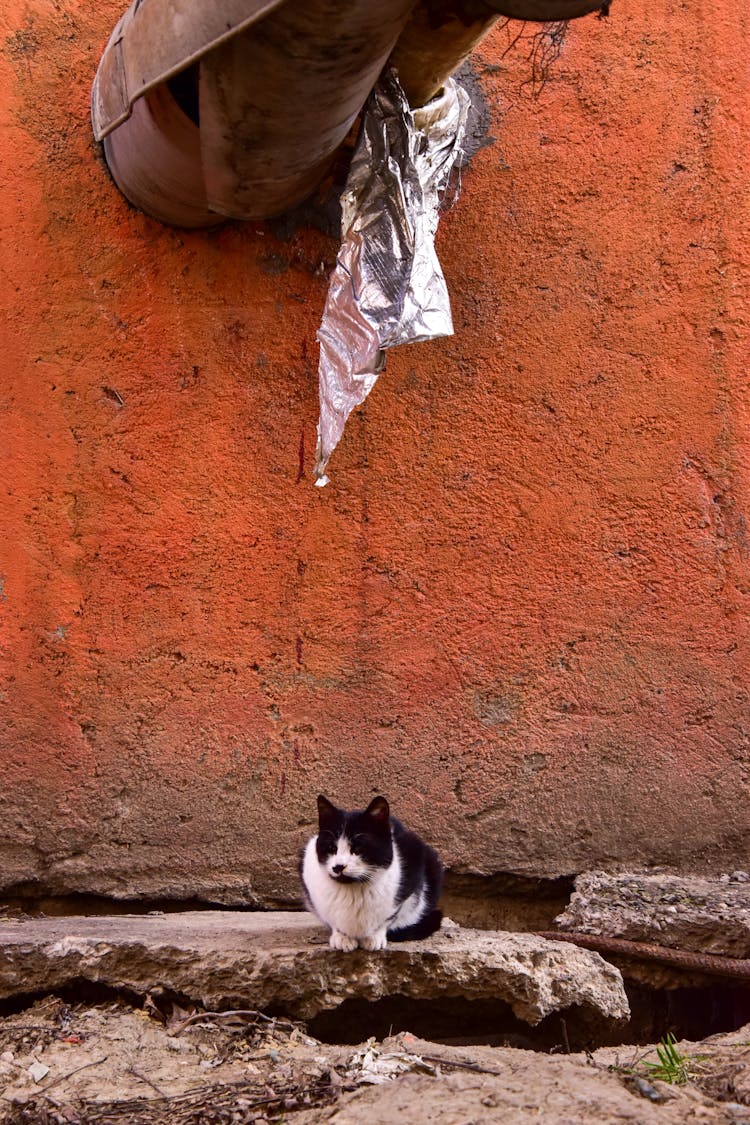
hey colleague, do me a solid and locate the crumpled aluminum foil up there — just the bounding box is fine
[314,70,470,486]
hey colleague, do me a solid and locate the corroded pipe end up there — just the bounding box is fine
[102,84,223,228]
[392,0,611,109]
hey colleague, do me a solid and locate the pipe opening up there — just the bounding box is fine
[166,63,200,126]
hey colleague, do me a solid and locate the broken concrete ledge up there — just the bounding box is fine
[0,911,630,1027]
[558,871,750,958]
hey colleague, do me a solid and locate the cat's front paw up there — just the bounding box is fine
[360,929,388,952]
[329,929,358,952]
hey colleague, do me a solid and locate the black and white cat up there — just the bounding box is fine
[300,794,443,951]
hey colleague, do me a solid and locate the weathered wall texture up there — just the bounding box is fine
[0,1,748,904]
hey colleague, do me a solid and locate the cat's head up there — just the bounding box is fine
[315,795,393,883]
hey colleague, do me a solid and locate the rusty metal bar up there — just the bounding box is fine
[536,932,750,981]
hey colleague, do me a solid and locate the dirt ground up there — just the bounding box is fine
[0,997,749,1124]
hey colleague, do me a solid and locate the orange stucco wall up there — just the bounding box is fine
[0,1,748,903]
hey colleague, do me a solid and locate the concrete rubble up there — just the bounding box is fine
[0,1001,748,1124]
[558,871,750,958]
[0,910,629,1026]
[296,1033,750,1125]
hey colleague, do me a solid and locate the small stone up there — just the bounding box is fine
[28,1061,50,1083]
[628,1075,666,1103]
[723,1103,750,1121]
[0,1050,14,1063]
[731,871,749,883]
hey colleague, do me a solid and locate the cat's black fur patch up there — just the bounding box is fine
[385,819,443,940]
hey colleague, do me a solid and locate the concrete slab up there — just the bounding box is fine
[0,911,629,1025]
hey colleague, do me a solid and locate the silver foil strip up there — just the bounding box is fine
[314,70,470,486]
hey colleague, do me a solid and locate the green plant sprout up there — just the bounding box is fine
[642,1032,693,1085]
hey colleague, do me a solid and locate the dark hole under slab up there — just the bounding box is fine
[308,982,750,1052]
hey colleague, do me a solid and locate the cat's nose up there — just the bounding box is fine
[332,863,345,874]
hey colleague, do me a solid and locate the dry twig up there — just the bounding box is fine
[170,1008,297,1037]
[39,1056,109,1095]
[126,1066,167,1098]
[415,1052,507,1077]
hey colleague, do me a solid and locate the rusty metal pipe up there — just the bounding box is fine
[93,0,416,226]
[390,2,502,109]
[93,0,611,227]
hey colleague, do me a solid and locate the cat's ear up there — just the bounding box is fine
[365,796,390,828]
[317,795,339,830]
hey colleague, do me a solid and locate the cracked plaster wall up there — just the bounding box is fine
[0,0,748,903]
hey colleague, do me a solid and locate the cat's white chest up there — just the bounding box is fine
[302,836,402,941]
